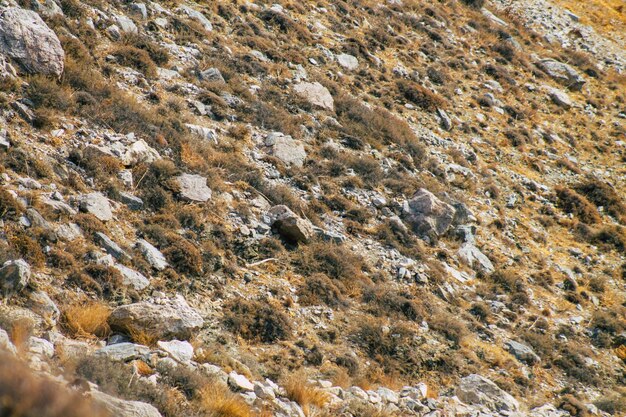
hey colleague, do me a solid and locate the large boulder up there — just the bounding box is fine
[268,205,314,244]
[456,374,520,412]
[537,59,585,91]
[108,296,203,341]
[0,259,31,296]
[90,391,162,417]
[78,193,113,222]
[264,132,306,167]
[294,82,334,111]
[0,7,64,76]
[403,189,456,238]
[174,173,212,202]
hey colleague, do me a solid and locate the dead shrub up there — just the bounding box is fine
[298,273,346,308]
[223,298,292,343]
[111,45,157,77]
[283,373,330,416]
[363,288,423,322]
[575,179,626,222]
[555,186,601,224]
[62,302,111,339]
[397,80,447,111]
[199,383,253,417]
[0,189,24,220]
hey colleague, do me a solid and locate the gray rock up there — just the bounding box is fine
[254,382,276,399]
[228,371,254,391]
[157,340,194,363]
[377,387,399,404]
[336,53,359,70]
[121,140,160,166]
[28,336,54,358]
[174,173,212,202]
[38,0,64,17]
[26,208,51,230]
[0,329,16,355]
[0,8,64,76]
[456,374,520,412]
[537,59,585,91]
[91,390,162,417]
[457,243,494,274]
[177,5,212,31]
[529,404,570,417]
[135,239,168,271]
[548,87,572,109]
[94,233,130,261]
[437,108,452,131]
[108,296,203,341]
[199,67,225,83]
[78,193,113,222]
[11,101,35,124]
[294,82,334,111]
[56,223,82,241]
[28,291,59,326]
[185,124,217,143]
[115,15,138,33]
[264,132,306,167]
[403,189,456,238]
[118,192,144,211]
[129,3,148,20]
[113,264,150,291]
[505,340,541,365]
[268,205,314,243]
[0,259,31,296]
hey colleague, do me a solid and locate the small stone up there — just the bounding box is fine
[199,68,225,83]
[118,192,144,210]
[135,239,168,271]
[294,82,334,111]
[336,53,359,70]
[94,233,130,261]
[157,340,194,363]
[113,264,150,291]
[268,205,314,244]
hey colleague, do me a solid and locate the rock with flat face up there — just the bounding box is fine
[135,239,168,271]
[113,264,150,291]
[537,59,585,91]
[294,82,334,111]
[548,87,572,109]
[95,232,130,261]
[174,173,212,202]
[78,193,113,222]
[456,374,520,412]
[95,342,151,362]
[0,7,65,76]
[403,189,456,238]
[264,132,306,167]
[90,390,162,417]
[336,53,359,70]
[0,259,31,296]
[268,205,314,244]
[108,296,203,341]
[157,340,194,363]
[505,340,541,365]
[177,5,212,31]
[457,243,494,274]
[121,140,161,166]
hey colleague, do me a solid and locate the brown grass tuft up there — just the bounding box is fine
[62,302,111,339]
[199,383,253,417]
[283,373,330,416]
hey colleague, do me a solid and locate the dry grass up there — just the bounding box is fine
[283,373,330,416]
[199,384,253,417]
[9,317,34,355]
[128,328,160,348]
[62,302,111,339]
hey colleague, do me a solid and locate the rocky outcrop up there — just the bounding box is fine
[108,296,203,341]
[403,189,456,239]
[456,374,520,412]
[90,391,163,417]
[264,132,307,167]
[174,174,212,202]
[537,59,585,91]
[0,7,65,76]
[0,259,31,296]
[268,205,314,244]
[293,82,334,111]
[78,193,113,222]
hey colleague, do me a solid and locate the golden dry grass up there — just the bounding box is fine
[283,373,330,416]
[199,384,253,417]
[9,317,34,355]
[62,302,111,339]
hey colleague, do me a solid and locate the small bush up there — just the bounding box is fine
[223,298,292,343]
[363,288,423,322]
[0,189,23,220]
[397,80,447,111]
[298,273,346,308]
[575,179,626,222]
[578,224,626,252]
[199,383,253,417]
[111,45,157,78]
[283,373,330,416]
[62,302,111,339]
[121,33,169,66]
[162,237,203,276]
[595,392,626,415]
[461,0,485,8]
[555,186,601,224]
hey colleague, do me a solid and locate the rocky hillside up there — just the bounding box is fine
[0,0,624,416]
